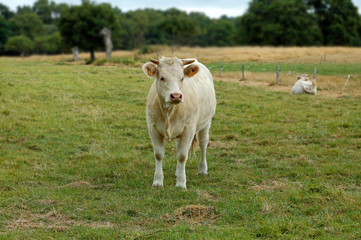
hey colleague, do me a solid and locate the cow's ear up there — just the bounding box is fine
[142,62,158,78]
[184,64,199,78]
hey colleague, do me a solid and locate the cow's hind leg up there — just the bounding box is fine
[150,127,165,187]
[198,123,211,175]
[175,128,195,188]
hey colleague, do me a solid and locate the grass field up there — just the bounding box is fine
[1,48,361,239]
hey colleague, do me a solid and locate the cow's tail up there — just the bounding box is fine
[189,134,198,162]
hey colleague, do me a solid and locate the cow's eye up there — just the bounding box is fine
[160,77,165,81]
[181,77,184,82]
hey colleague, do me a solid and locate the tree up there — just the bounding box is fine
[206,19,236,46]
[32,0,52,24]
[238,0,323,46]
[306,0,360,45]
[8,13,45,40]
[58,1,118,61]
[5,35,34,55]
[16,5,33,15]
[188,12,211,46]
[0,16,9,52]
[157,8,196,46]
[0,3,14,19]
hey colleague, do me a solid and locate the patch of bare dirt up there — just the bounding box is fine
[174,205,218,224]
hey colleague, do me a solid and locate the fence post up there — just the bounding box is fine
[219,61,222,76]
[276,65,280,84]
[242,64,245,80]
[341,74,351,92]
[313,67,317,80]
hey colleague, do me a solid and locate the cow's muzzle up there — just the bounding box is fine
[170,93,182,104]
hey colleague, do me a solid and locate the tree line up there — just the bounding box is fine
[0,0,360,57]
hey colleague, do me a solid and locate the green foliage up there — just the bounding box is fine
[0,15,9,51]
[34,32,62,54]
[4,35,34,55]
[206,19,236,46]
[0,0,361,55]
[156,8,196,46]
[239,0,323,46]
[307,0,361,45]
[8,12,45,40]
[32,0,52,24]
[0,3,14,19]
[0,58,360,238]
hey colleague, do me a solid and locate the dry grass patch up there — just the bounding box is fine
[208,140,229,149]
[19,46,361,65]
[27,50,134,62]
[7,210,115,230]
[59,181,93,189]
[142,46,361,64]
[197,190,220,202]
[174,205,218,224]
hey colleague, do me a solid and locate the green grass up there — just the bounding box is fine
[0,58,360,239]
[206,62,361,76]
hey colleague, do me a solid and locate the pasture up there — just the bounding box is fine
[1,47,361,239]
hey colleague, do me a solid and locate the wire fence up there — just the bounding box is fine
[205,61,358,84]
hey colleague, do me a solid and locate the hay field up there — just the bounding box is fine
[27,46,361,64]
[141,46,361,64]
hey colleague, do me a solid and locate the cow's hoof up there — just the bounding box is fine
[197,171,208,176]
[152,182,163,187]
[175,183,187,189]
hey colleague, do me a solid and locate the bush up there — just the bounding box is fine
[34,32,62,54]
[4,35,34,55]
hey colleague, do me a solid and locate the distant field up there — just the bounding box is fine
[0,51,360,239]
[28,46,361,64]
[26,46,361,98]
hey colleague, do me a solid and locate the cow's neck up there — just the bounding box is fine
[158,100,178,142]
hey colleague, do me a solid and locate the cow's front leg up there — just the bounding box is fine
[175,128,195,188]
[149,126,165,187]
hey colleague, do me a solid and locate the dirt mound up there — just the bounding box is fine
[174,205,218,223]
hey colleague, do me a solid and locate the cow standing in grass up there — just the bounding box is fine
[292,74,317,95]
[142,57,216,188]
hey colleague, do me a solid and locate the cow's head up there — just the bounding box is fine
[297,74,310,81]
[142,57,199,107]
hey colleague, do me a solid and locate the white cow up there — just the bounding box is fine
[142,57,217,188]
[292,74,317,95]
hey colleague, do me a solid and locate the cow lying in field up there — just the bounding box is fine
[292,74,317,95]
[142,57,217,188]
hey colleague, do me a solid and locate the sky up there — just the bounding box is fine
[2,0,361,18]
